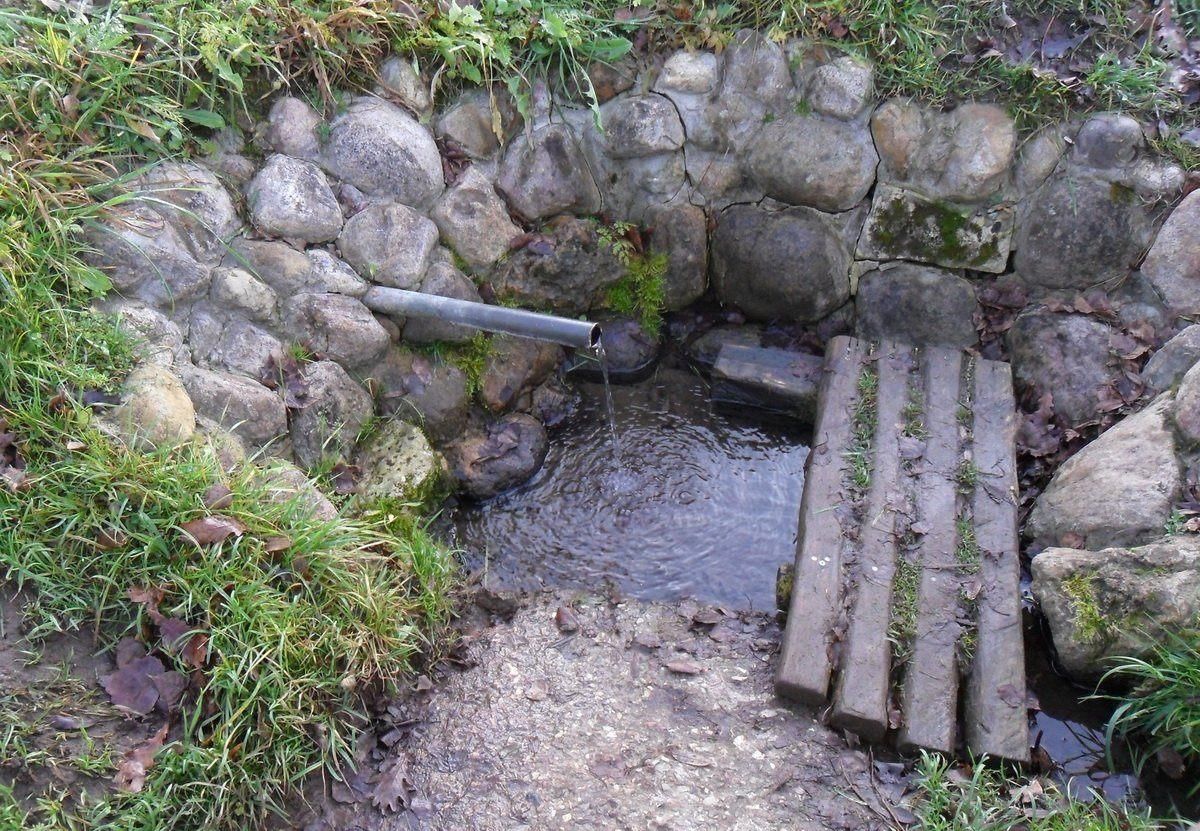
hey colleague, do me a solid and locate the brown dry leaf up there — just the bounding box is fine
[156,617,192,650]
[203,483,234,510]
[180,515,246,546]
[101,655,166,716]
[181,632,208,671]
[263,535,293,553]
[94,527,128,550]
[554,605,580,633]
[665,659,704,675]
[150,671,187,713]
[114,722,169,793]
[371,756,414,813]
[329,462,360,495]
[128,585,165,611]
[65,438,87,451]
[116,638,147,669]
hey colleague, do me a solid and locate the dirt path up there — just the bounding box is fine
[307,592,891,831]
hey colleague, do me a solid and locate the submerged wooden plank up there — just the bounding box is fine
[776,336,864,704]
[965,360,1030,763]
[897,347,964,754]
[711,345,824,426]
[830,342,911,741]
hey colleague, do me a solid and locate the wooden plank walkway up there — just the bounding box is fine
[776,335,1029,762]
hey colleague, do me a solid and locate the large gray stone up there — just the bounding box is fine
[1143,324,1200,393]
[1014,174,1153,291]
[264,96,322,160]
[1072,113,1144,170]
[337,202,438,289]
[115,364,195,451]
[496,122,601,220]
[1032,537,1200,679]
[321,97,444,207]
[101,300,187,367]
[1027,394,1180,550]
[179,364,287,447]
[430,167,522,270]
[1141,190,1200,317]
[401,261,484,344]
[282,293,390,370]
[290,360,374,469]
[745,115,877,212]
[247,154,343,243]
[645,202,707,310]
[855,264,977,348]
[488,216,626,315]
[134,161,240,263]
[85,203,212,309]
[445,413,548,499]
[1007,311,1119,427]
[364,348,470,443]
[855,184,1013,273]
[711,204,854,323]
[355,419,445,503]
[223,239,366,297]
[703,30,793,150]
[654,50,720,95]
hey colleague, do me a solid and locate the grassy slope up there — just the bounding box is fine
[0,0,1196,827]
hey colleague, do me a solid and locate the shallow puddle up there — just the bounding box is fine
[441,366,809,610]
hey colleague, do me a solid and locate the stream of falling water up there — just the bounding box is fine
[595,341,622,460]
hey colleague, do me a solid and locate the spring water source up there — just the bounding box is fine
[441,366,808,610]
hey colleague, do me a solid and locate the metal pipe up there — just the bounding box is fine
[362,286,601,349]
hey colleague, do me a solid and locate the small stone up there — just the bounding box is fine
[807,56,874,120]
[305,249,369,297]
[1012,125,1067,195]
[338,202,439,289]
[290,361,374,469]
[134,161,240,264]
[187,307,283,377]
[870,99,925,179]
[1073,113,1144,169]
[496,122,602,221]
[179,364,287,448]
[580,318,660,382]
[254,460,338,520]
[745,115,877,212]
[686,325,763,373]
[321,97,444,207]
[210,267,278,322]
[655,51,719,94]
[354,419,444,503]
[101,301,186,367]
[402,261,483,345]
[264,96,323,160]
[1143,325,1200,393]
[855,264,977,348]
[644,202,708,310]
[435,89,518,160]
[376,56,431,116]
[444,413,549,499]
[282,293,390,371]
[1141,190,1200,317]
[115,365,195,450]
[1027,394,1180,549]
[247,154,343,243]
[1007,311,1120,427]
[480,336,563,413]
[595,93,685,159]
[223,238,311,295]
[1172,361,1200,445]
[430,167,522,271]
[587,56,638,103]
[364,348,470,444]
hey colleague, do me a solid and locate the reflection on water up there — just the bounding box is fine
[440,367,809,610]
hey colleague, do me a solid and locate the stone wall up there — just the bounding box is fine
[90,33,1198,516]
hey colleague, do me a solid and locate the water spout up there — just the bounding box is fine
[361,287,601,349]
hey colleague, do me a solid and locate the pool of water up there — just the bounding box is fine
[440,366,809,610]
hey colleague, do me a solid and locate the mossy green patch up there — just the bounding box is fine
[868,191,1004,267]
[1063,573,1111,644]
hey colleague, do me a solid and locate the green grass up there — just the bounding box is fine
[911,751,1166,831]
[845,366,879,492]
[1062,573,1111,645]
[414,331,494,396]
[1104,630,1200,783]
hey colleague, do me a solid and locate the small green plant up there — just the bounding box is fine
[1104,629,1200,782]
[911,750,1166,831]
[416,332,494,395]
[901,385,927,439]
[599,221,668,336]
[1062,573,1110,645]
[889,552,921,665]
[845,366,878,492]
[955,459,980,493]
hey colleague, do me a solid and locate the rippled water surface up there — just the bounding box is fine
[442,367,809,610]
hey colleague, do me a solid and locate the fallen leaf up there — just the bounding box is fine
[128,585,165,612]
[554,605,580,633]
[691,607,723,626]
[180,515,246,546]
[372,756,414,813]
[93,527,128,550]
[996,683,1025,708]
[114,723,169,793]
[150,671,187,712]
[202,483,234,510]
[116,638,147,669]
[263,535,292,553]
[665,660,703,675]
[101,655,166,716]
[181,632,208,671]
[329,462,360,495]
[156,617,192,651]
